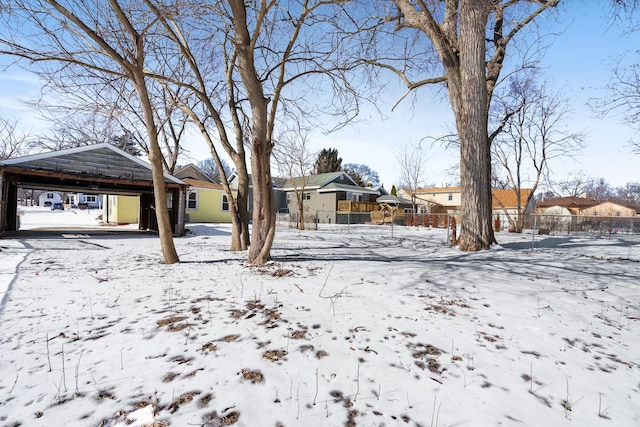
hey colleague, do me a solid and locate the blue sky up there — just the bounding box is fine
[1,3,637,190]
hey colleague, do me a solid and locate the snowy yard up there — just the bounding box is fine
[0,208,639,426]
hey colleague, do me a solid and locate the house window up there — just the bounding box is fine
[186,191,198,210]
[222,195,229,212]
[85,195,98,203]
[448,193,453,201]
[303,192,311,201]
[46,192,54,199]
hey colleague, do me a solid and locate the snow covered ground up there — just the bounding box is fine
[0,207,638,426]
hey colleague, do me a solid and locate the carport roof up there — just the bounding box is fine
[0,143,185,191]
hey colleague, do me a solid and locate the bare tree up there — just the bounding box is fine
[584,177,614,201]
[0,116,30,159]
[554,170,591,198]
[273,129,316,231]
[343,163,380,187]
[1,0,180,263]
[601,58,640,153]
[27,71,187,173]
[364,0,561,251]
[491,72,584,231]
[217,0,363,265]
[595,1,640,153]
[396,140,428,215]
[197,158,232,184]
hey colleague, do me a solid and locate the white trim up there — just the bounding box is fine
[317,187,379,195]
[186,190,199,210]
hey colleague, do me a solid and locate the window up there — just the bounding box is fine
[448,193,453,201]
[85,195,98,203]
[303,192,311,201]
[221,194,229,211]
[46,192,54,199]
[186,191,198,210]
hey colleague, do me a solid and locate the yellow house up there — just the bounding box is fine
[103,195,139,224]
[183,178,232,223]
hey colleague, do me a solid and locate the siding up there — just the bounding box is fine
[186,189,232,223]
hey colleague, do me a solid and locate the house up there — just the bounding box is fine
[536,197,600,215]
[174,164,233,223]
[535,197,639,233]
[68,192,102,209]
[408,186,461,215]
[228,172,289,215]
[492,188,536,230]
[407,186,535,220]
[282,171,388,224]
[38,191,62,207]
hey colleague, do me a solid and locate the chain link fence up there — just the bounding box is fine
[275,210,457,245]
[276,210,640,260]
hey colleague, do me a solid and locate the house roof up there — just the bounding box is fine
[1,143,185,185]
[536,197,600,209]
[492,189,533,209]
[174,163,214,183]
[182,178,224,191]
[317,182,380,194]
[283,171,357,191]
[376,194,414,205]
[228,172,288,190]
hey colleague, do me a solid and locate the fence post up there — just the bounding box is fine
[532,214,537,249]
[446,215,450,246]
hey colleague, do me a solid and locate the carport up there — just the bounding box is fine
[0,143,187,235]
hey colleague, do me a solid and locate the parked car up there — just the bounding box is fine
[52,202,65,210]
[43,201,52,207]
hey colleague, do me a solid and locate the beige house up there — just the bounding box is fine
[537,197,637,217]
[406,186,535,218]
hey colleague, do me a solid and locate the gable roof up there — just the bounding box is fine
[174,163,214,182]
[182,178,224,191]
[492,189,533,209]
[283,171,357,191]
[1,143,184,185]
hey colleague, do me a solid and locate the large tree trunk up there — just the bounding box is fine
[452,0,495,251]
[133,71,180,264]
[232,164,251,251]
[248,138,276,265]
[229,0,277,265]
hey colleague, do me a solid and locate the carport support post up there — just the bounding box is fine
[176,188,186,236]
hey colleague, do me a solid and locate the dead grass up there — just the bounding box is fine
[167,390,201,414]
[240,369,264,383]
[156,316,186,327]
[263,350,286,362]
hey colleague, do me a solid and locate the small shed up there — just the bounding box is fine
[0,143,187,235]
